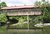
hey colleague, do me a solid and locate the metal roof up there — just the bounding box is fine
[1,5,38,9]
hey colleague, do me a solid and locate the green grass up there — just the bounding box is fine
[0,29,42,34]
[0,26,6,32]
[42,26,50,34]
[0,25,50,34]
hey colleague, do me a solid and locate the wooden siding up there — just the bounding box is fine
[1,8,42,16]
[7,12,42,16]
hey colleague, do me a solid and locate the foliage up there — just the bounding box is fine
[42,8,50,23]
[34,0,50,7]
[34,1,41,7]
[0,3,1,7]
[0,14,7,23]
[34,0,50,23]
[10,16,27,23]
[0,2,7,8]
[0,26,6,32]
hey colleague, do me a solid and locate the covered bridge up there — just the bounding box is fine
[1,5,42,16]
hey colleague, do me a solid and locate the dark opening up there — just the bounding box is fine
[0,22,6,26]
[6,16,18,24]
[43,18,50,23]
[9,18,18,24]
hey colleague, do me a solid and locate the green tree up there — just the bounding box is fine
[34,0,50,23]
[1,2,7,7]
[0,3,1,9]
[34,1,41,7]
[0,14,7,23]
[34,0,50,7]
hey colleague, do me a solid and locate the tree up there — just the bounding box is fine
[0,14,7,23]
[34,0,50,7]
[0,3,1,7]
[34,1,41,7]
[1,2,7,7]
[34,0,50,23]
[0,3,1,9]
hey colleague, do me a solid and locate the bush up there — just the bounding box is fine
[9,23,28,29]
[0,14,7,23]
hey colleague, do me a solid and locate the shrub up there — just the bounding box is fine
[0,14,7,23]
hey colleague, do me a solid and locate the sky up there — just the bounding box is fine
[1,0,50,6]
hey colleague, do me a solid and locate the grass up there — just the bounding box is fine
[0,26,6,32]
[0,29,42,34]
[0,25,42,34]
[0,25,50,34]
[42,26,50,34]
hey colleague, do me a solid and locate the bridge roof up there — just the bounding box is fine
[1,5,38,10]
